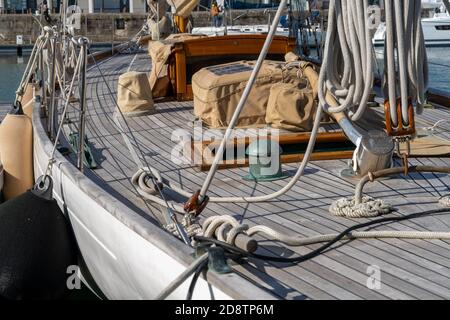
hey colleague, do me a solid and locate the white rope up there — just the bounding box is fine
[329,196,392,218]
[157,208,450,299]
[15,33,48,103]
[422,119,450,135]
[130,168,185,214]
[318,0,373,121]
[122,2,326,208]
[165,215,202,239]
[384,0,428,122]
[202,215,249,246]
[325,0,428,216]
[439,196,450,208]
[197,0,289,201]
[132,61,325,205]
[200,215,450,247]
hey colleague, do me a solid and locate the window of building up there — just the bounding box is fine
[94,0,127,13]
[4,0,27,12]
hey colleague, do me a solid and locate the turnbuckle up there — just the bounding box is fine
[384,98,416,137]
[394,136,411,175]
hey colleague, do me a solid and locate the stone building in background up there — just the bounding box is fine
[0,0,148,13]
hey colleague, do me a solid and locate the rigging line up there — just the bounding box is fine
[85,41,137,72]
[89,54,154,174]
[81,51,192,210]
[88,52,191,244]
[85,62,169,225]
[414,157,444,198]
[15,35,47,103]
[155,252,209,300]
[83,101,164,224]
[198,0,289,201]
[395,158,441,198]
[200,176,450,265]
[375,164,430,202]
[186,258,209,300]
[86,55,161,176]
[83,58,166,223]
[425,157,450,201]
[81,55,185,215]
[45,46,84,175]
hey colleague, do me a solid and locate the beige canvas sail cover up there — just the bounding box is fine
[265,81,317,132]
[192,60,300,128]
[148,40,172,98]
[117,71,155,117]
[148,33,207,98]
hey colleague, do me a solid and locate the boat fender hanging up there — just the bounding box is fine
[0,113,34,200]
[0,176,78,300]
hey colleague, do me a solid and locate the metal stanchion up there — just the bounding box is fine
[77,37,89,172]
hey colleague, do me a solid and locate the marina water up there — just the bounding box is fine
[1,47,449,104]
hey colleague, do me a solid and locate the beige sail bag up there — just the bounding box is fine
[192,60,298,128]
[265,79,317,132]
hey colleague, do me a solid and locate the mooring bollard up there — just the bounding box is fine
[16,35,23,57]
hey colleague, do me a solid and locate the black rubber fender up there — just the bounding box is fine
[0,191,77,300]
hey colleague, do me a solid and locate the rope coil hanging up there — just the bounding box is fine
[384,0,428,127]
[318,0,374,121]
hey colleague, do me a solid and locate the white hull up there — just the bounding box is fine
[373,15,450,47]
[31,104,274,300]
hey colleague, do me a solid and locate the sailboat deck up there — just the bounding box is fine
[64,51,450,300]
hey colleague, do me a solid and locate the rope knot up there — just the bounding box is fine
[201,216,249,246]
[439,195,450,208]
[329,196,393,218]
[165,214,202,240]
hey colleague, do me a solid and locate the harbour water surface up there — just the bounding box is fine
[0,54,30,103]
[0,47,449,103]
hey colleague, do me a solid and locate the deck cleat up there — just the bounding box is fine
[69,132,98,169]
[207,246,232,274]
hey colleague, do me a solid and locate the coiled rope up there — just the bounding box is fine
[384,0,428,121]
[197,214,450,247]
[439,196,450,208]
[327,0,431,217]
[318,0,373,121]
[156,206,450,300]
[329,196,392,218]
